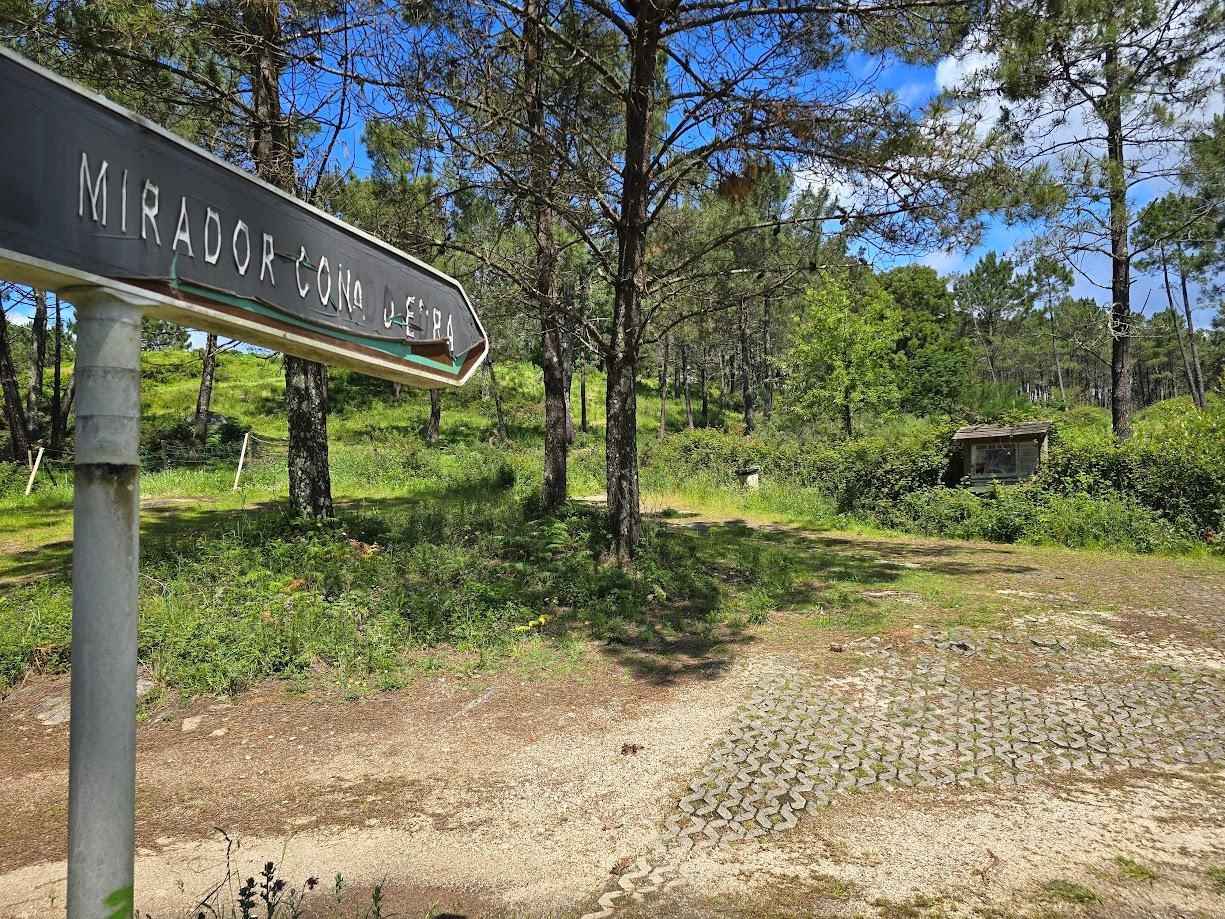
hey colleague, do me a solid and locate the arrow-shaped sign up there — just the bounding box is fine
[0,47,486,387]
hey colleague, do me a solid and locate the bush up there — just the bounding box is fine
[641,421,955,513]
[1038,401,1225,537]
[641,398,1223,555]
[874,485,1198,554]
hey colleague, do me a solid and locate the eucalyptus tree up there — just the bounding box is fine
[950,0,1225,436]
[785,272,903,437]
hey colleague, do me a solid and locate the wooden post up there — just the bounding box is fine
[24,445,44,495]
[232,431,251,490]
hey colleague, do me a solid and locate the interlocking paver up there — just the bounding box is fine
[579,629,1225,919]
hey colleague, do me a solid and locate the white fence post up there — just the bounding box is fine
[233,431,251,490]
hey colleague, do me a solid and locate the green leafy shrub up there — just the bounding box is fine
[876,484,1197,553]
[641,421,954,513]
[643,398,1222,555]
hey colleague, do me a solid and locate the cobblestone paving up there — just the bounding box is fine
[579,629,1225,918]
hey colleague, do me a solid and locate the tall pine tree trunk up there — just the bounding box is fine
[603,4,663,559]
[526,0,567,510]
[1161,253,1196,399]
[579,363,588,433]
[658,333,668,437]
[762,296,774,422]
[1104,44,1133,439]
[247,2,332,517]
[680,340,694,430]
[561,329,575,446]
[194,333,219,445]
[52,377,73,455]
[1175,246,1206,409]
[0,306,30,462]
[739,299,755,435]
[426,389,442,443]
[699,347,709,427]
[486,358,509,441]
[51,294,63,452]
[26,289,47,440]
[1046,284,1067,403]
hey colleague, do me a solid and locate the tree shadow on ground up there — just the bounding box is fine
[587,510,1044,684]
[3,485,1044,699]
[0,474,518,586]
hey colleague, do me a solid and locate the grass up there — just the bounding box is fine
[1113,855,1159,882]
[1207,866,1225,892]
[3,349,1225,699]
[1040,879,1100,905]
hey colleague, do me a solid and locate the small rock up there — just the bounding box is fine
[1030,636,1059,650]
[209,728,228,738]
[181,716,202,733]
[136,678,157,699]
[35,697,71,726]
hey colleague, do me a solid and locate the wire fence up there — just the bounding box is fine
[10,430,290,496]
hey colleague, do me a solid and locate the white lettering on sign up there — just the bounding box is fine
[260,233,276,285]
[296,246,310,298]
[68,147,461,350]
[172,196,194,257]
[79,152,108,226]
[337,264,350,313]
[204,208,222,265]
[317,255,331,306]
[232,220,250,275]
[141,180,161,245]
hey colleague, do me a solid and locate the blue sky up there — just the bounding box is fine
[4,44,1220,334]
[862,52,1222,328]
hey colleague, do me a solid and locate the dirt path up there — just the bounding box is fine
[2,514,1224,918]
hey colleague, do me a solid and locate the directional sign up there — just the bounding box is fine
[0,48,486,387]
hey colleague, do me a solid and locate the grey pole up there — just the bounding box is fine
[65,288,147,919]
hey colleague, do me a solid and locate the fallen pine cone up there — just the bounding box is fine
[829,643,844,652]
[611,856,633,876]
[621,742,642,755]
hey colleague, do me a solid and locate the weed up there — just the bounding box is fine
[1207,866,1225,892]
[1041,879,1100,904]
[1114,855,1159,882]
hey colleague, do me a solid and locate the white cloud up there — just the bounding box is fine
[935,51,993,92]
[918,249,965,274]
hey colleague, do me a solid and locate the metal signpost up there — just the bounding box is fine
[0,48,486,918]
